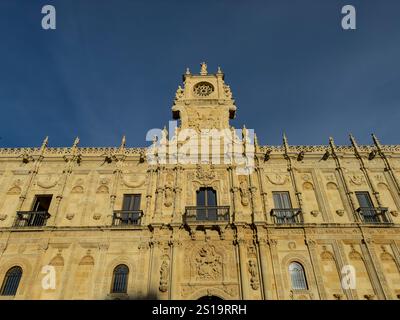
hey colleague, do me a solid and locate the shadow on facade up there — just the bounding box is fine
[104,290,159,300]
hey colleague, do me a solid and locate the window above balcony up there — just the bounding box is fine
[112,194,143,226]
[271,192,303,224]
[355,192,392,224]
[184,187,230,225]
[14,195,52,227]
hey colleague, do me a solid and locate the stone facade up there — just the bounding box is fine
[0,63,400,300]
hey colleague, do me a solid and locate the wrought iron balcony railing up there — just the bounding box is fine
[270,208,303,224]
[112,210,143,226]
[14,211,50,227]
[184,206,230,224]
[356,207,391,224]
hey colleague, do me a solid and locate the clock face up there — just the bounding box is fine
[193,82,214,97]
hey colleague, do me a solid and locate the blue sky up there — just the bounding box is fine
[0,0,399,148]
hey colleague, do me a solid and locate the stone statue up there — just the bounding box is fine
[200,62,208,75]
[248,260,259,290]
[164,186,173,207]
[175,85,184,100]
[239,179,249,206]
[159,260,169,292]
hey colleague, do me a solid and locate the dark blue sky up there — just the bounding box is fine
[0,0,399,148]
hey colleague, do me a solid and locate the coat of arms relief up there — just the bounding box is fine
[194,244,222,281]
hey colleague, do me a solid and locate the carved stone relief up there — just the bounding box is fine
[248,259,259,290]
[36,174,59,189]
[196,164,216,181]
[194,244,222,281]
[238,176,249,206]
[159,260,169,292]
[349,173,366,186]
[121,173,146,188]
[266,173,289,185]
[7,179,23,195]
[164,172,174,207]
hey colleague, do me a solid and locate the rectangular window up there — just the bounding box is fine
[272,191,296,223]
[355,192,374,208]
[32,195,52,212]
[356,191,379,223]
[272,192,292,209]
[196,187,217,221]
[122,194,141,211]
[196,187,217,207]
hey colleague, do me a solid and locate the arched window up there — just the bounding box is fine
[289,262,308,290]
[1,266,23,296]
[111,264,129,293]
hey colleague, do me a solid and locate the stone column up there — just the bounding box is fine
[350,135,383,208]
[229,166,241,220]
[332,240,353,300]
[0,242,7,261]
[305,238,326,299]
[27,241,48,299]
[268,239,284,299]
[257,238,270,300]
[310,169,331,222]
[237,239,250,299]
[330,138,359,222]
[148,240,163,298]
[59,243,77,300]
[109,167,122,225]
[17,151,45,212]
[390,241,400,269]
[93,242,109,299]
[154,167,165,218]
[169,239,181,300]
[173,166,183,223]
[360,238,390,299]
[249,171,263,221]
[144,168,155,225]
[372,134,400,196]
[255,167,269,222]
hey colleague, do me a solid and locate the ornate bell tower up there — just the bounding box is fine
[172,62,237,131]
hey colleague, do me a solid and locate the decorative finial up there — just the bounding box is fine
[152,134,158,145]
[217,66,222,74]
[200,62,208,75]
[328,137,336,153]
[175,85,184,100]
[186,67,190,75]
[73,136,80,148]
[242,125,248,139]
[349,133,359,151]
[254,133,260,153]
[371,133,382,148]
[283,133,289,152]
[120,135,126,150]
[41,136,49,151]
[283,132,288,145]
[162,126,168,139]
